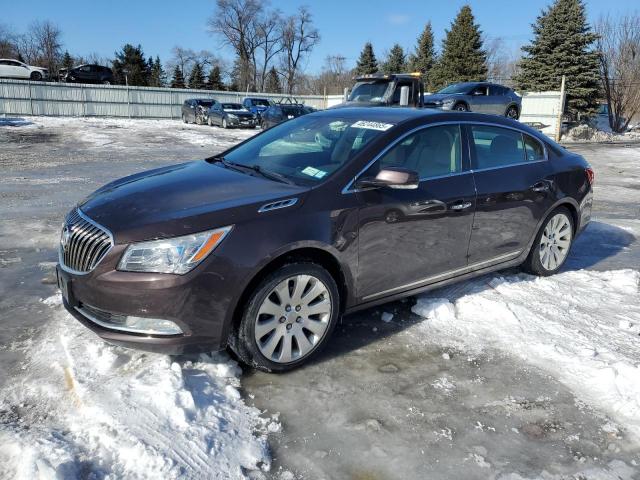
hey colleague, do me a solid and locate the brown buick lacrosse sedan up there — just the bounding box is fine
[57,107,593,372]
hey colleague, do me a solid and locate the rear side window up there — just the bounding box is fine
[471,125,524,169]
[377,125,462,179]
[524,134,545,161]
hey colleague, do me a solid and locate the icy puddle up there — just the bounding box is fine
[0,296,275,480]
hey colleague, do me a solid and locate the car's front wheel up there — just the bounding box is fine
[522,207,574,276]
[222,118,228,129]
[30,71,42,81]
[182,114,188,124]
[208,117,213,126]
[229,263,340,372]
[453,102,468,112]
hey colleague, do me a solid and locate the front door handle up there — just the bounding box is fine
[450,201,472,211]
[531,181,550,192]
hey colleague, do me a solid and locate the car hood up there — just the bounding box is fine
[80,161,307,244]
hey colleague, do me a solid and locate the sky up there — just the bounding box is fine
[1,0,634,73]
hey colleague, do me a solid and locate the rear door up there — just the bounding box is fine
[355,123,476,301]
[466,123,555,265]
[487,85,508,115]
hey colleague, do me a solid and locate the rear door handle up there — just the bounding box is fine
[450,201,472,211]
[531,181,550,192]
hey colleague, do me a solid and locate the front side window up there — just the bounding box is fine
[372,124,463,179]
[222,116,387,185]
[471,125,525,169]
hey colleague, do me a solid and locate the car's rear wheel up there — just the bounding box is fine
[506,105,519,120]
[229,263,340,372]
[30,71,42,81]
[522,207,574,276]
[453,102,468,112]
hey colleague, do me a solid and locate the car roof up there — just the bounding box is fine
[0,58,24,62]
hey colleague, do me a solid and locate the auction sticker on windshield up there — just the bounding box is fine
[351,120,394,131]
[301,166,328,179]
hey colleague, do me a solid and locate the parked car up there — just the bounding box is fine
[424,82,521,119]
[260,102,313,129]
[56,108,593,372]
[207,102,257,128]
[182,99,218,124]
[0,59,48,80]
[60,64,114,84]
[242,97,273,118]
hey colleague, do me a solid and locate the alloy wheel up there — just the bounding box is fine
[506,107,519,119]
[222,118,228,128]
[539,213,572,271]
[254,274,332,364]
[454,103,467,112]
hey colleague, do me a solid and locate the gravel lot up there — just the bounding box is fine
[0,116,638,479]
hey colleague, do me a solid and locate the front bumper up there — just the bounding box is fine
[227,116,257,127]
[56,248,233,354]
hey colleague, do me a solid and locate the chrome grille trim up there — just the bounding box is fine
[59,208,114,275]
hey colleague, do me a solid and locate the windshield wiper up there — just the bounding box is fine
[223,160,295,185]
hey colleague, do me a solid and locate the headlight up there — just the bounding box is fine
[118,226,232,274]
[227,114,238,119]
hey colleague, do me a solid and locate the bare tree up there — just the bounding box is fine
[168,46,197,78]
[279,6,319,94]
[484,37,519,86]
[208,0,263,91]
[16,20,62,71]
[255,10,284,92]
[596,13,640,132]
[0,23,18,58]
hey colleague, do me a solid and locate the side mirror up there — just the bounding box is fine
[399,86,410,106]
[355,167,419,190]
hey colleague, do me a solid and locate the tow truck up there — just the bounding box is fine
[335,72,425,108]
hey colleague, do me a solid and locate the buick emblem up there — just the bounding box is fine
[61,225,72,249]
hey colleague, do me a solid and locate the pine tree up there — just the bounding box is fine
[206,65,225,90]
[513,0,600,119]
[61,51,74,70]
[111,44,149,86]
[188,62,205,89]
[355,42,378,75]
[408,22,435,84]
[149,56,166,87]
[170,65,185,88]
[265,66,282,93]
[429,6,487,91]
[382,44,407,74]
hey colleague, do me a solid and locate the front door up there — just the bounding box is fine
[466,124,556,264]
[356,124,476,301]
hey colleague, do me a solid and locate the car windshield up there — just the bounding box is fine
[437,83,475,94]
[282,106,304,116]
[348,81,391,103]
[252,99,271,107]
[222,103,245,110]
[197,101,214,107]
[219,115,389,186]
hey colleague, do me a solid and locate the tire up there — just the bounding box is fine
[229,262,340,373]
[182,114,188,124]
[506,105,519,120]
[522,207,574,276]
[222,118,228,129]
[453,102,468,112]
[30,71,42,81]
[208,117,213,127]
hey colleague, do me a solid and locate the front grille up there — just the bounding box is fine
[59,209,113,273]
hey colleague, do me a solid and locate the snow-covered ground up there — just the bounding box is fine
[1,116,639,479]
[0,296,274,480]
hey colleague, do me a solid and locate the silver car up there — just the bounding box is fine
[423,82,521,119]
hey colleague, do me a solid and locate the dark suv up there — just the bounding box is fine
[60,64,114,84]
[56,108,593,372]
[181,99,218,125]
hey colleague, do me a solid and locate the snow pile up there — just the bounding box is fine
[411,269,640,439]
[563,123,640,143]
[0,295,273,480]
